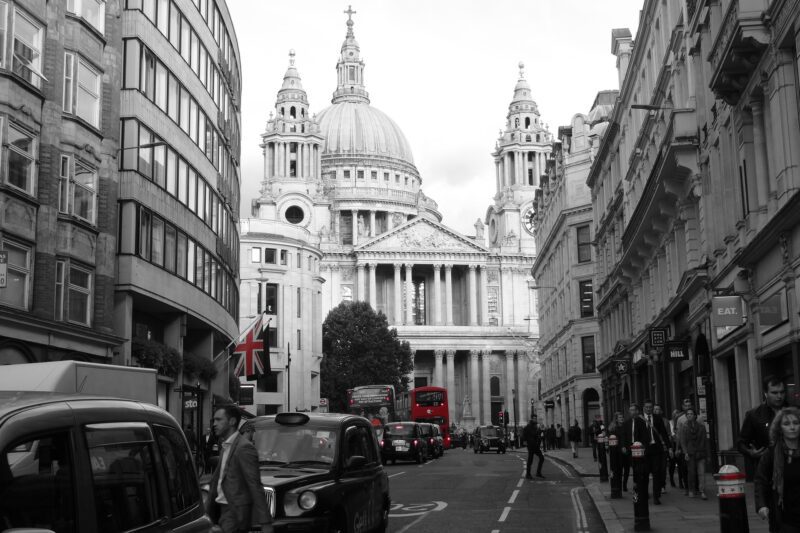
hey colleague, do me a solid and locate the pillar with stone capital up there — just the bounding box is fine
[519,352,531,419]
[479,266,489,325]
[369,210,376,237]
[368,263,377,310]
[356,263,366,302]
[393,263,402,325]
[433,264,443,325]
[505,351,515,416]
[445,265,454,325]
[750,99,772,219]
[434,350,444,388]
[468,265,478,326]
[351,210,359,246]
[470,350,480,424]
[446,350,456,423]
[405,264,415,325]
[481,351,491,425]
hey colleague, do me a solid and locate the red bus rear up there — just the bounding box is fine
[409,386,450,449]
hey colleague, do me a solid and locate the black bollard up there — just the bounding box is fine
[717,465,749,533]
[631,442,650,531]
[598,432,609,482]
[609,433,622,498]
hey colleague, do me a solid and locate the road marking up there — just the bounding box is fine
[388,471,406,478]
[508,489,519,504]
[516,478,524,488]
[498,506,511,522]
[547,457,574,478]
[389,501,447,518]
[395,512,428,533]
[570,487,588,529]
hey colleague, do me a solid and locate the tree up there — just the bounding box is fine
[321,301,413,413]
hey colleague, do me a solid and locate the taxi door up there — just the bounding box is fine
[341,423,383,532]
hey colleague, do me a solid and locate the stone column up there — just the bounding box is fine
[369,210,376,237]
[479,266,489,325]
[388,212,395,231]
[751,99,771,220]
[446,350,456,424]
[434,350,444,388]
[495,161,501,191]
[351,209,359,246]
[356,263,365,302]
[505,351,515,414]
[481,352,491,425]
[405,263,415,325]
[393,263,402,325]
[433,264,443,325]
[445,265,454,325]
[284,142,289,177]
[368,262,377,310]
[408,349,416,389]
[519,351,530,419]
[468,265,478,326]
[470,350,480,424]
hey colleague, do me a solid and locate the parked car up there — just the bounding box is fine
[418,422,440,459]
[210,412,390,533]
[380,422,429,464]
[472,425,507,454]
[0,391,212,533]
[430,424,445,457]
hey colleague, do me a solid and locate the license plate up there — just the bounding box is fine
[392,440,406,446]
[395,445,408,451]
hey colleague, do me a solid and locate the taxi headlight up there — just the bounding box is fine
[298,490,317,510]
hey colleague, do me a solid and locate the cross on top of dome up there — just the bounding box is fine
[344,5,356,35]
[289,49,296,67]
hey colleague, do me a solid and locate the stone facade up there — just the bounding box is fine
[240,15,542,430]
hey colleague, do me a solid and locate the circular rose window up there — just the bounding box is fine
[285,206,305,224]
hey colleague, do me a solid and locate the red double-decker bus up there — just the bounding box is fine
[403,386,451,449]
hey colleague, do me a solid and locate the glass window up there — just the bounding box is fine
[151,216,164,266]
[156,0,168,35]
[176,231,187,278]
[164,224,176,272]
[67,265,92,325]
[153,144,165,187]
[139,209,151,260]
[577,225,591,263]
[579,279,594,318]
[55,260,65,320]
[63,53,75,113]
[195,246,204,289]
[280,249,287,265]
[0,432,76,532]
[180,16,190,62]
[153,425,200,516]
[138,126,152,178]
[0,240,31,309]
[67,0,104,33]
[123,39,139,88]
[250,247,261,263]
[179,87,189,132]
[166,148,177,195]
[169,2,180,49]
[7,124,36,194]
[155,61,167,111]
[581,336,596,374]
[167,74,178,122]
[177,158,188,204]
[0,2,7,69]
[265,283,277,315]
[84,423,162,533]
[58,155,71,212]
[12,9,44,88]
[188,169,197,212]
[73,159,98,223]
[186,240,195,283]
[265,248,276,264]
[77,59,100,127]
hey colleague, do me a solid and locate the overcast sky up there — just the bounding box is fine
[228,1,643,235]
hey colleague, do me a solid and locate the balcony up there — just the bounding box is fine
[708,0,770,105]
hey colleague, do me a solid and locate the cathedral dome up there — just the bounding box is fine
[316,102,415,166]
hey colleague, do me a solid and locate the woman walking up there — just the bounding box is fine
[608,411,631,491]
[680,407,708,499]
[670,408,686,490]
[755,406,800,533]
[568,420,582,458]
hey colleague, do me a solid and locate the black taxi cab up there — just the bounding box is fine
[232,412,390,533]
[472,425,507,454]
[379,421,429,464]
[0,391,211,533]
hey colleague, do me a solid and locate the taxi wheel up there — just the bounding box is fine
[376,499,390,533]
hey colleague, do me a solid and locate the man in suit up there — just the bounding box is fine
[642,399,670,504]
[206,405,272,533]
[738,376,788,481]
[523,415,545,479]
[621,403,648,496]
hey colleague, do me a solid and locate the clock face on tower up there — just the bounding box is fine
[523,207,536,235]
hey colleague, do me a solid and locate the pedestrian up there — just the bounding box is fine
[641,399,670,504]
[608,411,631,491]
[205,404,272,533]
[674,397,693,491]
[523,414,545,479]
[739,376,789,481]
[568,420,582,458]
[204,418,220,474]
[547,424,557,451]
[654,404,670,493]
[669,408,686,490]
[622,404,647,496]
[556,424,564,449]
[589,417,603,461]
[679,406,708,500]
[755,406,800,533]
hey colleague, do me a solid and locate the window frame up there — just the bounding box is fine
[11,8,45,88]
[66,0,105,34]
[6,123,37,195]
[57,155,99,224]
[576,224,591,264]
[578,279,594,318]
[0,238,32,310]
[67,263,93,325]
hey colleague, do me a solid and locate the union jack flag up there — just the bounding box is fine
[233,314,269,379]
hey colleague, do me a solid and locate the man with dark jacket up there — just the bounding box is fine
[738,376,788,482]
[206,405,272,533]
[523,415,545,479]
[642,400,670,503]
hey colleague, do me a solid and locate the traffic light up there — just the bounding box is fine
[504,410,510,425]
[498,411,504,424]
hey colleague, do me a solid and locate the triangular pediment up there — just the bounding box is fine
[357,217,488,253]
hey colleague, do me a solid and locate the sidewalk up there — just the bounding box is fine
[543,447,769,533]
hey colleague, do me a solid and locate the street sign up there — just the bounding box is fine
[0,251,7,289]
[649,327,668,347]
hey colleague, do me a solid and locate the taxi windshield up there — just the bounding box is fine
[482,427,498,437]
[384,424,415,438]
[249,424,337,468]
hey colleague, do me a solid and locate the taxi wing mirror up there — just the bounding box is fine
[345,455,368,469]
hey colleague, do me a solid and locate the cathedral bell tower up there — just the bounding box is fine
[254,51,326,227]
[332,5,369,105]
[485,63,552,254]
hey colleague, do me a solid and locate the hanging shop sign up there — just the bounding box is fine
[649,327,668,348]
[711,296,745,327]
[239,384,254,406]
[633,349,645,365]
[614,359,630,375]
[665,341,689,361]
[544,400,555,409]
[759,293,784,327]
